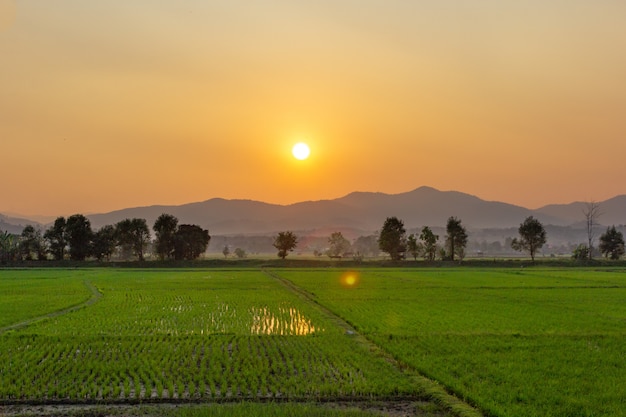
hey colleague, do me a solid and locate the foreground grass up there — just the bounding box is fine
[6,266,623,416]
[278,268,626,417]
[0,270,93,328]
[0,270,418,403]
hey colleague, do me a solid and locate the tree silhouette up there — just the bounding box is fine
[44,217,67,261]
[583,201,602,260]
[92,225,117,261]
[19,225,45,260]
[419,226,439,261]
[406,234,421,260]
[511,216,546,262]
[65,214,93,261]
[599,226,625,260]
[327,232,351,258]
[174,224,210,260]
[445,217,467,262]
[273,231,297,259]
[153,214,178,260]
[116,218,150,261]
[378,217,406,261]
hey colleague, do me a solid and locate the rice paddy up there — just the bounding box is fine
[1,267,624,416]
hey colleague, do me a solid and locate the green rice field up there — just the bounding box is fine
[1,267,625,416]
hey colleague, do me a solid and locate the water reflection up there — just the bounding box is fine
[250,306,321,335]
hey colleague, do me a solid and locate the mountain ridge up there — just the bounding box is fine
[2,187,625,236]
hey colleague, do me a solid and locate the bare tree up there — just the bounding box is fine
[583,201,602,260]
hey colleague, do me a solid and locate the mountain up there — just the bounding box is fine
[3,187,625,238]
[85,186,565,234]
[535,196,626,228]
[0,214,42,235]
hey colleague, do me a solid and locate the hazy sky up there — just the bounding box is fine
[2,0,625,216]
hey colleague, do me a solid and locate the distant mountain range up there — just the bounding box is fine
[3,187,625,239]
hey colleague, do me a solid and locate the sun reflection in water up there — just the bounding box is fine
[250,306,321,335]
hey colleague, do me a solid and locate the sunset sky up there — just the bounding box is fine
[2,1,625,216]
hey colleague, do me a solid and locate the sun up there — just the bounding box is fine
[292,142,310,160]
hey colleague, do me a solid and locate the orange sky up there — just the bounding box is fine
[1,1,626,216]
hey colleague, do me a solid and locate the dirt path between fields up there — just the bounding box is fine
[0,280,102,334]
[262,269,484,417]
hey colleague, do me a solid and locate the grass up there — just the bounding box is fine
[0,269,418,403]
[0,269,94,328]
[2,266,624,416]
[277,268,626,416]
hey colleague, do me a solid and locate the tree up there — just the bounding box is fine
[174,224,211,260]
[116,218,150,261]
[406,234,422,260]
[352,235,379,258]
[65,214,93,261]
[0,231,19,264]
[599,226,625,260]
[583,201,602,260]
[234,247,247,258]
[445,217,468,262]
[273,231,298,259]
[153,214,178,260]
[327,232,351,258]
[510,216,546,262]
[19,225,46,260]
[572,244,590,260]
[222,245,230,258]
[44,217,67,261]
[378,217,406,260]
[419,226,439,261]
[92,225,117,261]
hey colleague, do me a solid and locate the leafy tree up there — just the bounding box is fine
[445,217,468,262]
[174,224,210,260]
[44,217,67,261]
[599,226,625,260]
[116,218,150,261]
[406,234,422,260]
[222,245,230,258]
[572,244,590,260]
[234,247,246,258]
[0,231,19,264]
[65,214,93,261]
[378,217,406,261]
[419,226,439,261]
[327,232,351,258]
[352,235,379,258]
[510,216,546,262]
[19,225,46,260]
[273,231,298,259]
[153,214,178,260]
[92,225,117,261]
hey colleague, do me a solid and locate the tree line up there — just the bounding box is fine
[273,214,625,262]
[0,213,210,263]
[2,210,624,264]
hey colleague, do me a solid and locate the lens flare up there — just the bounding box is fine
[340,271,360,288]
